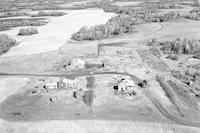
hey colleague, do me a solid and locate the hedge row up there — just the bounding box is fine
[0,11,29,18]
[31,11,66,17]
[0,18,47,31]
[160,38,200,54]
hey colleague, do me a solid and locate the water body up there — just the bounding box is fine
[0,9,115,57]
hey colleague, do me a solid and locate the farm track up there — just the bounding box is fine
[143,88,200,128]
[0,71,200,128]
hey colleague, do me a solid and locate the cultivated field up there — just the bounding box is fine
[1,0,200,133]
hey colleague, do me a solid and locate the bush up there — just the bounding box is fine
[147,38,158,46]
[71,25,106,41]
[0,34,17,55]
[166,54,179,61]
[160,11,182,22]
[102,4,122,14]
[193,53,200,59]
[18,27,38,36]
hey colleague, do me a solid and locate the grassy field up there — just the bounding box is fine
[0,120,200,133]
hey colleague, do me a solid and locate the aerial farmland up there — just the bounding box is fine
[1,0,200,133]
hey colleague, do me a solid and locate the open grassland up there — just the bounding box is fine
[0,77,30,103]
[0,120,199,133]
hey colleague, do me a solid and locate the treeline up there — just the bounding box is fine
[0,11,29,18]
[70,1,200,41]
[190,7,200,13]
[159,38,200,54]
[156,3,182,9]
[31,11,67,17]
[0,34,18,55]
[71,11,182,41]
[0,18,47,31]
[102,4,158,15]
[71,14,134,41]
[185,13,200,20]
[184,8,200,20]
[71,0,187,41]
[134,11,182,23]
[18,27,38,36]
[0,5,18,12]
[171,66,200,91]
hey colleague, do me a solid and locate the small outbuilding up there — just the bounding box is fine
[70,59,85,70]
[62,78,75,89]
[45,82,58,90]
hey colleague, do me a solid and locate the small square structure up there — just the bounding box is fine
[45,82,58,90]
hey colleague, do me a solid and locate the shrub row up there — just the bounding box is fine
[102,2,181,15]
[134,11,182,23]
[31,11,66,17]
[190,7,200,13]
[160,38,200,54]
[185,12,200,20]
[156,2,183,9]
[191,0,200,7]
[0,18,48,31]
[0,34,18,55]
[171,67,200,86]
[102,4,158,15]
[0,6,18,12]
[18,27,38,36]
[166,54,179,61]
[0,11,29,18]
[31,4,66,11]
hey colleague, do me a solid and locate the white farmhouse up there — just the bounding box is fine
[118,78,135,93]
